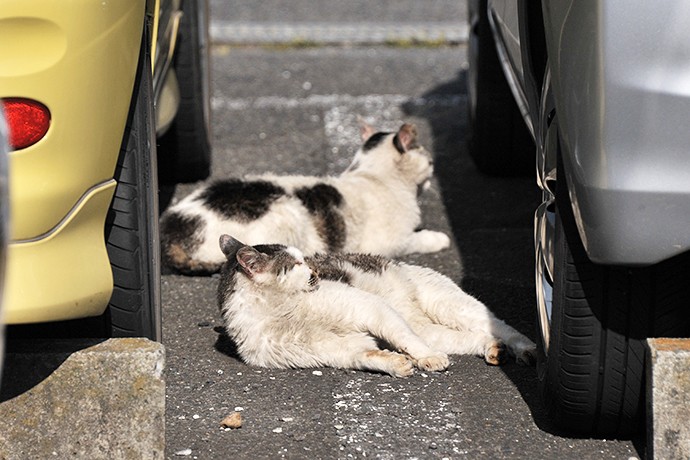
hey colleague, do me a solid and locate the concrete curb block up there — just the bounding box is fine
[647,338,690,460]
[0,338,165,460]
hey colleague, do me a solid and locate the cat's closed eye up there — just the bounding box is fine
[279,261,303,275]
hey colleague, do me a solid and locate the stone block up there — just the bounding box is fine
[0,338,165,460]
[647,338,690,460]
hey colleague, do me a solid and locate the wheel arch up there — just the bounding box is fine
[516,0,548,130]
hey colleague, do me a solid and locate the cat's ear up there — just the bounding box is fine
[219,234,245,260]
[393,123,419,153]
[236,246,269,277]
[357,115,376,141]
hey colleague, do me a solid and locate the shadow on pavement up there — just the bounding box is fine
[0,338,104,402]
[403,69,559,434]
[404,71,647,453]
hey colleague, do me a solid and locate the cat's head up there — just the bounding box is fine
[346,120,434,190]
[219,234,320,293]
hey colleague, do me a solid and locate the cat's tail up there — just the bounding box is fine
[160,211,223,276]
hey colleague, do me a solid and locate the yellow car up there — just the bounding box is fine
[0,0,211,341]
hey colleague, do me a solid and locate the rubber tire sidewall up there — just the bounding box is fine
[536,162,644,438]
[157,0,212,187]
[105,24,162,341]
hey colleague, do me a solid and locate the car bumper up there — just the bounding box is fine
[4,180,115,323]
[543,0,690,265]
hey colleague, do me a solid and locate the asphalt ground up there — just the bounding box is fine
[161,22,644,460]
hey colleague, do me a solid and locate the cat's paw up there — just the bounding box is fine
[408,230,451,254]
[388,354,415,378]
[505,338,537,366]
[484,341,507,366]
[514,345,537,366]
[415,353,450,372]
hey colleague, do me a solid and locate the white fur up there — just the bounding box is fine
[219,245,536,377]
[345,262,536,366]
[223,276,449,377]
[161,127,450,273]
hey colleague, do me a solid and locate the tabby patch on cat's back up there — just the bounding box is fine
[160,120,451,275]
[199,179,286,221]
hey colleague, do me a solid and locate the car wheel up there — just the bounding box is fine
[157,0,212,187]
[466,0,533,176]
[104,25,162,341]
[535,157,690,437]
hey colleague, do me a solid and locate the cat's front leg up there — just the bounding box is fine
[399,229,451,255]
[355,350,415,377]
[366,309,450,373]
[336,288,450,373]
[409,354,451,373]
[317,335,415,377]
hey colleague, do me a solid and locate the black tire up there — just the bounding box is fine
[466,0,533,176]
[537,164,690,437]
[157,0,212,186]
[104,25,162,341]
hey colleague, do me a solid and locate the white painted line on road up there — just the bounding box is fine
[212,93,465,173]
[210,21,469,45]
[211,93,464,111]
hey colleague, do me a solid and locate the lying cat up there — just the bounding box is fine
[160,121,450,275]
[217,234,536,377]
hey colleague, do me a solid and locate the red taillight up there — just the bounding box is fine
[2,98,51,150]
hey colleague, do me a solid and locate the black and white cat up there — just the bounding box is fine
[160,122,450,275]
[217,235,536,377]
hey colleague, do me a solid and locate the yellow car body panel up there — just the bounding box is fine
[0,0,147,323]
[4,181,116,323]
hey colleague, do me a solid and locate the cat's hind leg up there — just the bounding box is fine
[404,265,536,366]
[417,324,507,365]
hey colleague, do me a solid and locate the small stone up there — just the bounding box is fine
[312,370,323,376]
[174,448,192,456]
[192,414,200,420]
[281,417,294,422]
[220,412,243,429]
[272,427,283,433]
[217,369,224,375]
[334,424,344,430]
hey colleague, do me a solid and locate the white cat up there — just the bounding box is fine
[217,235,536,377]
[160,121,450,274]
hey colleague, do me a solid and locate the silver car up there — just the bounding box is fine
[467,0,690,437]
